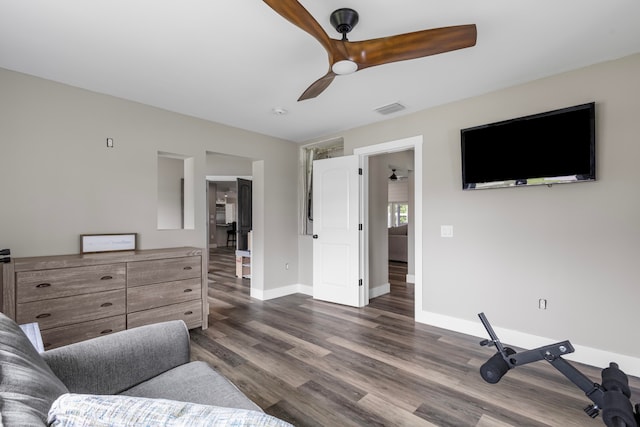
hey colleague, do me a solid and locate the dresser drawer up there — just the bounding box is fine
[127,256,201,287]
[127,278,201,313]
[127,299,202,329]
[17,289,125,330]
[16,263,126,303]
[40,315,126,350]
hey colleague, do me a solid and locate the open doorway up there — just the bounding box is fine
[207,180,238,249]
[207,178,252,252]
[205,153,253,290]
[354,135,423,318]
[365,150,415,317]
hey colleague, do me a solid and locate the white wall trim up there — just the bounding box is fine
[297,284,313,296]
[251,283,312,301]
[416,310,640,377]
[369,283,390,299]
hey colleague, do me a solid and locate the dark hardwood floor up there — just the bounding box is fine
[368,260,414,317]
[191,248,640,427]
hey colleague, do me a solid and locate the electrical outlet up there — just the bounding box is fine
[538,299,547,310]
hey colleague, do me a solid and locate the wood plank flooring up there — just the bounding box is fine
[191,248,640,427]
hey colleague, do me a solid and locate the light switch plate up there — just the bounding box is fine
[441,225,454,238]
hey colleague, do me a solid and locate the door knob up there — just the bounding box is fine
[312,235,318,239]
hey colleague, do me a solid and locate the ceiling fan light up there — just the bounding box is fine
[332,60,358,75]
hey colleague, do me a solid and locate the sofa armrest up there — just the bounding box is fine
[41,320,191,395]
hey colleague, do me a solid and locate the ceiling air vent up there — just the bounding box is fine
[374,102,406,115]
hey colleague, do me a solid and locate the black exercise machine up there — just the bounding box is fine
[478,312,640,427]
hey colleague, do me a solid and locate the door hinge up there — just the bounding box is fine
[359,279,363,287]
[358,224,363,231]
[358,168,363,175]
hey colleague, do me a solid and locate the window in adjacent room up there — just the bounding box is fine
[388,202,408,228]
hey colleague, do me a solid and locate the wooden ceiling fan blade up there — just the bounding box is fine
[263,0,334,55]
[298,72,336,101]
[344,24,477,70]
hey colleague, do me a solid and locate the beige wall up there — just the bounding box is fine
[0,68,299,293]
[4,50,639,370]
[301,53,640,368]
[205,152,253,176]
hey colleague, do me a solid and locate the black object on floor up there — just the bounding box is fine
[477,312,639,427]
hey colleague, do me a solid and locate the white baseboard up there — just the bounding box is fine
[253,282,394,302]
[297,284,313,296]
[406,274,415,284]
[416,310,640,378]
[250,283,312,301]
[369,283,390,299]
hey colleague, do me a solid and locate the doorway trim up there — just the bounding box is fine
[354,135,423,315]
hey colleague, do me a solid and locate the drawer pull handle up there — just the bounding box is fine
[100,302,113,308]
[36,283,52,288]
[100,275,113,280]
[184,311,193,315]
[183,288,193,293]
[100,329,113,334]
[183,266,193,270]
[36,313,51,319]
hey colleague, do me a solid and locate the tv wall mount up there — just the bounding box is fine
[478,312,639,427]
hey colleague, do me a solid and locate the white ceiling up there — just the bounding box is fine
[1,1,639,143]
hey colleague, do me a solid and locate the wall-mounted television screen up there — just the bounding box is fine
[461,102,596,190]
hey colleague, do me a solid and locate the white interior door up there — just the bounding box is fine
[312,155,361,307]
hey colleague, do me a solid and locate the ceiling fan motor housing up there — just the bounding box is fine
[330,8,359,39]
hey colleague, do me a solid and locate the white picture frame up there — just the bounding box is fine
[81,233,137,254]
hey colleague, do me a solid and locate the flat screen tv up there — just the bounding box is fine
[461,102,595,190]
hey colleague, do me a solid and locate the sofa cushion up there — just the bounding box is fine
[120,360,262,412]
[48,393,294,427]
[0,312,69,426]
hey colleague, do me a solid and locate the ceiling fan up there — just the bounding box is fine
[263,0,477,101]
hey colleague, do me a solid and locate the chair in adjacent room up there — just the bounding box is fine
[226,222,237,247]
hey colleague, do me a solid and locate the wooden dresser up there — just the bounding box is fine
[3,247,207,350]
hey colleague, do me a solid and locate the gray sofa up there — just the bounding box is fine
[0,312,286,426]
[388,224,408,262]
